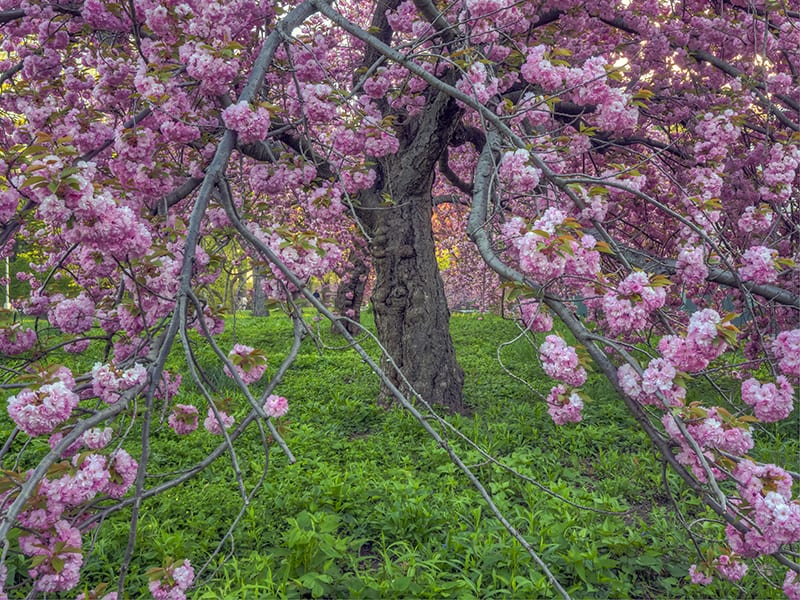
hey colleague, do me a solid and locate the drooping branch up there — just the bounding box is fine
[596,231,800,309]
[467,128,756,534]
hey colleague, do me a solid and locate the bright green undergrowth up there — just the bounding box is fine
[5,312,797,598]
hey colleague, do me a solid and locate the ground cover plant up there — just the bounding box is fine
[1,0,799,598]
[5,311,792,598]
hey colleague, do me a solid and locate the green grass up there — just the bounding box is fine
[1,311,795,598]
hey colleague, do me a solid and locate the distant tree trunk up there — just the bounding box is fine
[252,267,269,317]
[356,88,466,413]
[332,251,369,335]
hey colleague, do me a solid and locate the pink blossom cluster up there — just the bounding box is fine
[498,149,541,193]
[149,559,194,600]
[539,334,587,387]
[250,225,344,297]
[693,110,740,163]
[714,554,748,582]
[658,308,727,372]
[168,404,199,435]
[520,45,566,91]
[155,371,183,402]
[18,520,82,592]
[224,344,267,384]
[363,69,390,99]
[641,358,685,407]
[8,448,138,592]
[675,244,708,287]
[546,384,584,425]
[299,83,337,123]
[618,360,686,408]
[662,408,753,481]
[264,394,288,418]
[48,292,95,334]
[741,376,794,422]
[0,187,19,222]
[739,245,779,284]
[761,142,799,202]
[518,300,553,332]
[689,563,712,585]
[0,324,36,355]
[602,271,667,334]
[106,449,139,499]
[341,166,378,194]
[7,381,79,437]
[81,427,114,450]
[221,101,271,145]
[456,62,499,105]
[772,329,800,377]
[521,48,636,131]
[386,0,416,34]
[179,42,238,95]
[48,426,114,459]
[204,407,235,434]
[786,571,800,600]
[362,118,400,158]
[725,460,800,558]
[737,205,774,234]
[689,554,748,586]
[464,0,525,41]
[91,362,147,404]
[513,209,568,282]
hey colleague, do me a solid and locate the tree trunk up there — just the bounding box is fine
[367,182,465,412]
[252,267,269,317]
[332,250,369,336]
[356,88,466,413]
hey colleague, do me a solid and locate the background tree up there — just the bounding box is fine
[0,0,798,598]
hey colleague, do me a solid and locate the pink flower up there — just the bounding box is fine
[689,564,712,585]
[224,344,267,384]
[91,362,147,404]
[738,205,774,234]
[168,404,199,435]
[264,394,288,418]
[675,245,708,286]
[221,101,271,145]
[714,554,748,581]
[739,245,779,284]
[518,300,553,332]
[546,385,584,425]
[7,382,79,437]
[81,427,113,450]
[772,329,800,377]
[741,376,794,422]
[539,335,587,387]
[148,559,194,600]
[602,272,667,335]
[19,520,82,592]
[617,363,644,401]
[785,570,800,600]
[48,293,95,334]
[641,358,684,406]
[0,325,36,355]
[105,449,138,498]
[499,149,541,193]
[203,407,234,434]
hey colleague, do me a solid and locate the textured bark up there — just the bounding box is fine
[251,268,269,317]
[357,88,465,413]
[332,252,369,335]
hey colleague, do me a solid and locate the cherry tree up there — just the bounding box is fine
[0,0,799,598]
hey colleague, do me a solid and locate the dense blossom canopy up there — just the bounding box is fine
[0,0,798,597]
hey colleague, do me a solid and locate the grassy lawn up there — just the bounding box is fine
[2,310,795,598]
